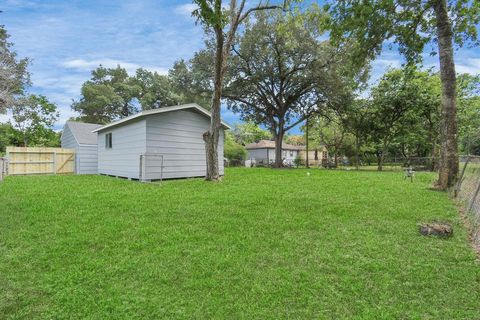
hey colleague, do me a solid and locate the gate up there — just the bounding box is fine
[139,153,164,182]
[6,147,75,175]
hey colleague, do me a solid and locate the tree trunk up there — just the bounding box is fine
[274,130,284,168]
[121,103,129,117]
[430,133,438,171]
[305,117,309,168]
[377,151,384,171]
[204,26,224,181]
[355,131,360,170]
[434,0,459,190]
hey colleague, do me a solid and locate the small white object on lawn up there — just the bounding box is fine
[307,172,311,176]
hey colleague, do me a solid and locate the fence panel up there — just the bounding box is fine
[6,147,75,175]
[456,155,480,247]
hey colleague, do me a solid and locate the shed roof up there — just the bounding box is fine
[65,121,102,145]
[92,103,231,133]
[245,140,303,151]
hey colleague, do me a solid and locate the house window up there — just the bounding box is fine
[105,133,112,149]
[290,150,294,157]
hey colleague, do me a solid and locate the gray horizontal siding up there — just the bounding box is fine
[61,125,77,149]
[97,119,146,179]
[247,149,269,160]
[77,145,98,174]
[61,124,99,174]
[145,109,224,180]
[247,148,299,163]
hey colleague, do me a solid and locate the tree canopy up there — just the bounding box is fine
[72,65,200,124]
[223,10,361,167]
[324,0,480,188]
[11,94,60,147]
[0,25,30,113]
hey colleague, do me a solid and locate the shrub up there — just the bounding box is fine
[293,155,304,168]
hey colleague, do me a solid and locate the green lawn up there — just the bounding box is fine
[1,168,479,319]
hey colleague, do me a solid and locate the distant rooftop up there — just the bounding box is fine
[245,140,303,150]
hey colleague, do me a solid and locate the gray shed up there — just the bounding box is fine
[92,103,230,181]
[61,121,102,174]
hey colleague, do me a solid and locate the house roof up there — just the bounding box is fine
[92,103,231,133]
[245,140,303,151]
[65,121,102,145]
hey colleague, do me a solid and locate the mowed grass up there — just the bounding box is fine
[1,168,479,319]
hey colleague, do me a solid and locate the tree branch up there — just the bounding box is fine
[238,3,282,25]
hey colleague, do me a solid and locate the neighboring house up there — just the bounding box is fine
[92,103,230,181]
[61,121,102,174]
[298,146,328,166]
[245,140,302,165]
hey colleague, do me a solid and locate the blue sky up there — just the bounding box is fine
[1,0,479,134]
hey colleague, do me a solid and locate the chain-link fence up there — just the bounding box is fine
[455,155,480,247]
[325,156,437,171]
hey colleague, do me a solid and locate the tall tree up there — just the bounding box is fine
[192,0,288,180]
[232,122,271,145]
[133,68,182,110]
[169,55,214,109]
[224,131,247,165]
[333,99,371,169]
[223,10,357,167]
[72,66,140,124]
[0,25,30,113]
[11,95,59,147]
[310,116,350,167]
[456,74,480,154]
[367,69,441,170]
[0,122,19,154]
[325,0,480,189]
[284,135,305,146]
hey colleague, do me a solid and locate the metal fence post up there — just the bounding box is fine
[139,154,144,182]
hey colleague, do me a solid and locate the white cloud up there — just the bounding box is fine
[0,113,12,123]
[372,59,402,69]
[456,58,480,75]
[2,0,205,129]
[174,3,198,16]
[3,0,41,9]
[174,2,230,16]
[61,59,169,75]
[62,59,141,74]
[147,67,169,75]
